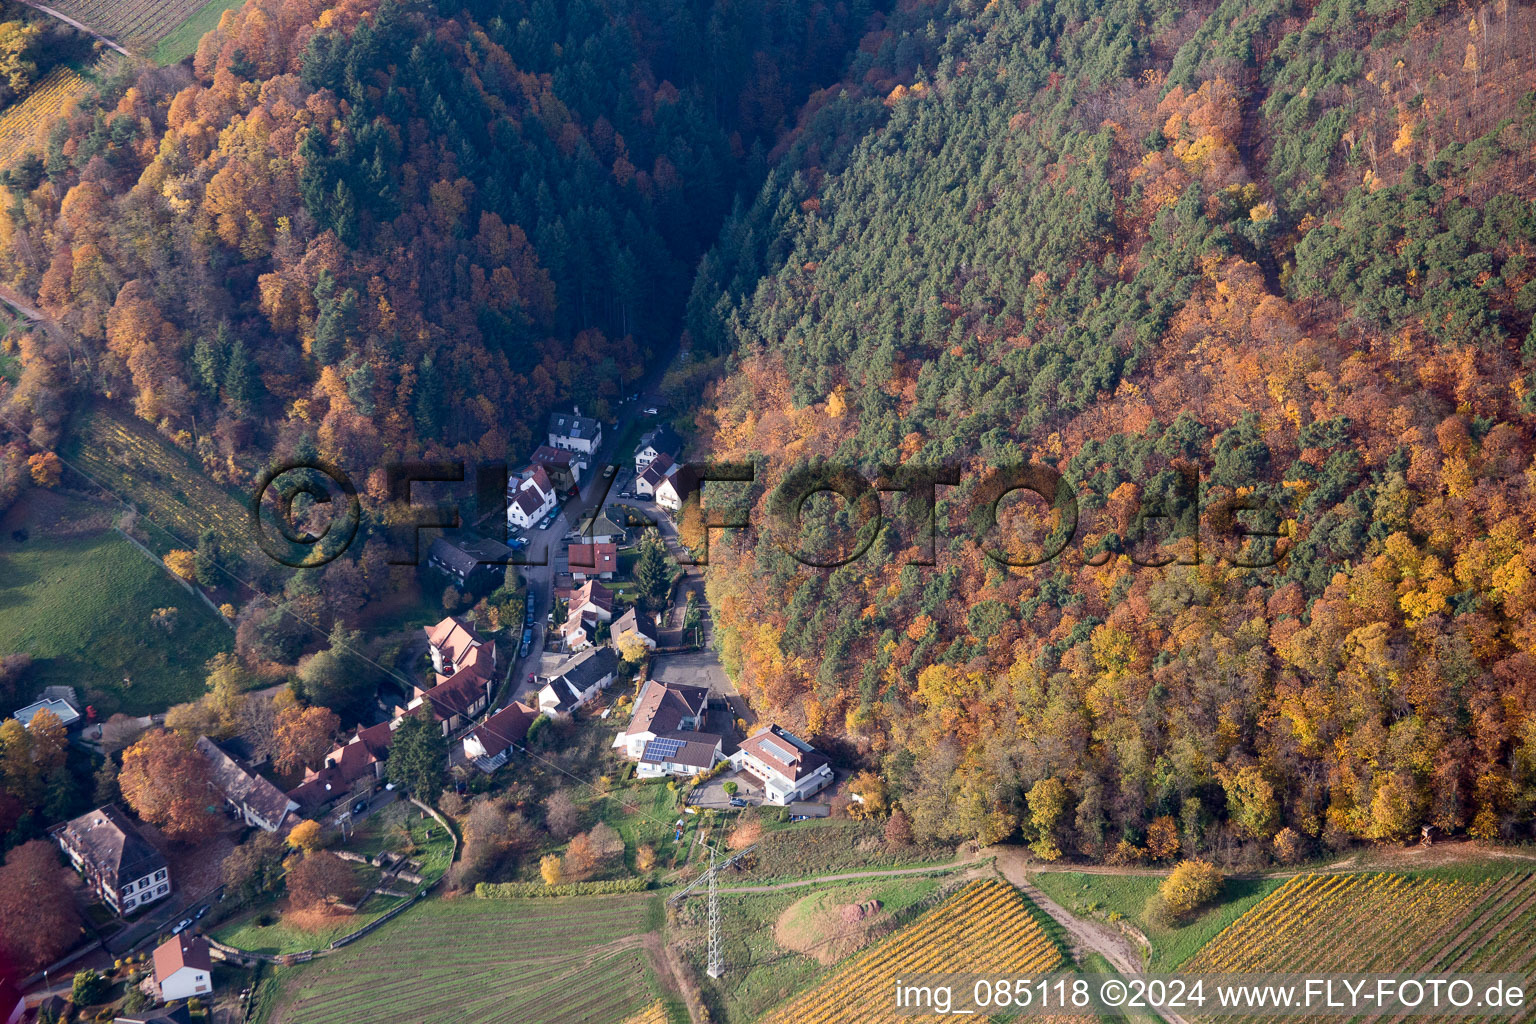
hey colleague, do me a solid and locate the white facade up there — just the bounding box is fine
[112,866,171,914]
[508,475,557,529]
[160,963,212,1002]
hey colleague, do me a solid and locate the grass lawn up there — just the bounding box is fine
[212,904,391,956]
[260,894,669,1024]
[342,800,455,885]
[0,508,232,716]
[740,819,960,882]
[1027,870,1285,970]
[688,875,948,1024]
[151,0,246,64]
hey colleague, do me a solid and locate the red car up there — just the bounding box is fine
[526,672,535,683]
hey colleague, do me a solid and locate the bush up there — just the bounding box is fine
[475,878,652,898]
[1158,859,1224,920]
[71,968,109,1007]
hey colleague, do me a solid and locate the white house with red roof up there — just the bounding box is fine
[507,465,558,530]
[612,679,722,778]
[462,701,537,771]
[151,934,213,1002]
[731,725,833,805]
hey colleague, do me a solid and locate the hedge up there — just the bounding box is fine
[474,878,652,898]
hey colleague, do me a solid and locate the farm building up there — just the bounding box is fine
[54,805,170,915]
[463,702,538,771]
[151,933,213,1002]
[732,725,834,805]
[194,736,298,832]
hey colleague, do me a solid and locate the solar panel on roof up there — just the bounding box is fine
[760,738,797,762]
[644,737,687,761]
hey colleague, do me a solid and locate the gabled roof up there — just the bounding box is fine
[468,702,536,758]
[194,736,296,827]
[636,425,682,460]
[527,464,553,496]
[625,679,707,737]
[513,488,548,518]
[656,464,696,502]
[426,617,481,668]
[549,410,601,442]
[640,732,722,769]
[570,580,615,616]
[568,542,617,575]
[115,1008,193,1024]
[428,536,514,577]
[549,646,619,696]
[531,445,574,468]
[738,725,830,782]
[57,805,165,887]
[612,607,658,644]
[153,933,212,983]
[560,607,597,643]
[426,647,495,719]
[289,720,395,808]
[638,453,676,490]
[576,509,627,539]
[540,676,585,713]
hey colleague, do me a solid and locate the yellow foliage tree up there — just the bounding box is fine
[289,819,324,853]
[163,549,197,581]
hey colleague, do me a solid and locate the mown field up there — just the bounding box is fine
[266,895,669,1024]
[1184,868,1536,1014]
[1029,871,1286,971]
[0,493,231,715]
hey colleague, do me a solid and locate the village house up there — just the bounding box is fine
[537,647,619,716]
[568,580,615,622]
[462,701,538,772]
[507,465,558,530]
[395,640,496,736]
[531,445,581,489]
[547,408,603,457]
[635,453,695,512]
[573,506,628,545]
[567,541,618,580]
[731,725,834,805]
[287,720,395,810]
[612,679,714,770]
[151,934,214,1003]
[610,607,658,651]
[633,451,675,499]
[426,616,483,676]
[427,535,514,590]
[194,736,298,832]
[633,424,682,475]
[559,606,598,651]
[55,805,170,915]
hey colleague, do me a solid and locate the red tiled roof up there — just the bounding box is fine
[469,702,536,758]
[532,445,573,467]
[153,934,212,983]
[739,725,830,782]
[426,617,481,669]
[568,542,617,573]
[571,580,614,615]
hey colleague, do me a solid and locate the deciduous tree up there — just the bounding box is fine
[118,729,221,842]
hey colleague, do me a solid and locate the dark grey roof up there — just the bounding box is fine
[194,736,295,827]
[640,731,721,769]
[612,607,657,643]
[115,1008,193,1024]
[549,410,601,442]
[58,805,166,887]
[428,536,514,577]
[550,646,618,695]
[576,510,627,539]
[542,676,584,712]
[637,425,682,460]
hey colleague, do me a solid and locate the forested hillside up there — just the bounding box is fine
[691,0,1536,862]
[0,0,880,492]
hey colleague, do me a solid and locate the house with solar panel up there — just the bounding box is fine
[731,725,834,805]
[611,680,723,777]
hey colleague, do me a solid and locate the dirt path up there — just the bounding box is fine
[16,1,131,54]
[643,932,705,1024]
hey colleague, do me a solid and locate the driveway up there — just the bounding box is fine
[689,768,762,809]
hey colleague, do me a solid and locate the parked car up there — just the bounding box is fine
[172,918,193,935]
[522,627,533,644]
[520,640,531,657]
[603,464,616,479]
[526,672,535,683]
[729,797,748,807]
[524,607,535,625]
[352,800,367,814]
[195,905,208,920]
